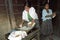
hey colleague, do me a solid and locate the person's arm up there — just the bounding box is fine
[19,20,24,27]
[31,19,35,24]
[45,15,52,17]
[52,12,56,18]
[28,7,36,26]
[19,11,25,27]
[42,9,47,19]
[45,9,52,18]
[28,19,35,27]
[21,20,24,25]
[47,10,56,18]
[31,7,37,24]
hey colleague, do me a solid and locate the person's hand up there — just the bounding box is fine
[29,23,32,27]
[28,22,32,27]
[54,13,56,17]
[53,12,56,18]
[19,24,22,28]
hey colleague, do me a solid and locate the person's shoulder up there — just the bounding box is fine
[42,9,46,12]
[42,9,52,11]
[30,7,35,10]
[23,10,26,13]
[49,9,52,11]
[30,7,35,9]
[22,10,25,13]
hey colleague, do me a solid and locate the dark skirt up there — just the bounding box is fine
[41,19,53,35]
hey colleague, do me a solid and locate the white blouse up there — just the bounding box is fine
[22,7,38,22]
[42,9,52,21]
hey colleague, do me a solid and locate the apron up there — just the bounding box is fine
[27,13,40,29]
[27,13,33,22]
[23,13,33,26]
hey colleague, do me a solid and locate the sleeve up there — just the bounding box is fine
[22,11,25,20]
[30,7,38,19]
[49,9,52,14]
[42,9,46,19]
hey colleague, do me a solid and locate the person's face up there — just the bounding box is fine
[25,6,30,12]
[45,4,49,10]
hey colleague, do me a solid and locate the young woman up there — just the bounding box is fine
[41,3,56,40]
[19,1,40,29]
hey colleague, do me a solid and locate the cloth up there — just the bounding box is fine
[27,12,33,21]
[41,19,53,35]
[8,31,27,40]
[22,7,38,22]
[42,9,52,21]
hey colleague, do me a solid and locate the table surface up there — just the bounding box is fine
[15,26,35,33]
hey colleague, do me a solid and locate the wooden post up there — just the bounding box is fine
[7,0,17,29]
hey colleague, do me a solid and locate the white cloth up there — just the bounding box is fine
[22,7,38,22]
[8,31,27,40]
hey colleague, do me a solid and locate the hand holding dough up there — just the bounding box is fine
[19,24,22,28]
[28,22,35,27]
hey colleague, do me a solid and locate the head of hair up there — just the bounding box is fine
[24,1,31,8]
[44,3,49,7]
[44,3,50,13]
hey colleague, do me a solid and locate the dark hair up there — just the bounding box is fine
[44,3,49,6]
[24,1,31,8]
[44,3,50,13]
